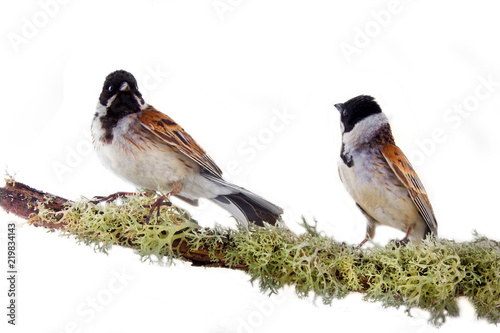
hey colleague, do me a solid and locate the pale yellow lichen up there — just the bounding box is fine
[31,195,500,326]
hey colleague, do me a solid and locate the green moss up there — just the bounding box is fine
[32,195,500,326]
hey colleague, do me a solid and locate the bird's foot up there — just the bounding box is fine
[391,237,410,248]
[390,226,413,248]
[142,195,174,224]
[90,191,136,204]
[142,180,182,224]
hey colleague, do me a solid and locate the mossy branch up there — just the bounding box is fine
[1,179,499,326]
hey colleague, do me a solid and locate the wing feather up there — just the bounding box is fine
[140,106,223,178]
[380,144,438,235]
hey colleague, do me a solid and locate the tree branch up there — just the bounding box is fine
[0,179,248,270]
[1,179,499,326]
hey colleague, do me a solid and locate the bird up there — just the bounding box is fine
[91,69,283,227]
[334,95,437,246]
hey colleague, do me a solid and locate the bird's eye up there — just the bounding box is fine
[108,85,113,92]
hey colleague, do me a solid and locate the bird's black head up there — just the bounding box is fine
[99,70,144,115]
[335,95,382,133]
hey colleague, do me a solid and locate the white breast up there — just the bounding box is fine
[338,148,423,233]
[91,107,197,192]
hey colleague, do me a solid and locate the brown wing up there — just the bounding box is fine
[380,144,438,234]
[140,106,223,178]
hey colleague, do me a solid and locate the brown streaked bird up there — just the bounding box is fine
[335,95,437,246]
[91,70,283,227]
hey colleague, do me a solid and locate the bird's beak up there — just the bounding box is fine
[119,82,131,92]
[334,103,344,112]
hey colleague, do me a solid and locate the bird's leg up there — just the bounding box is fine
[355,238,369,249]
[143,181,182,224]
[355,206,377,249]
[356,218,376,249]
[91,191,138,204]
[393,226,413,247]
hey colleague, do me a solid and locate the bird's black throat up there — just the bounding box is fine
[100,92,142,143]
[340,142,353,167]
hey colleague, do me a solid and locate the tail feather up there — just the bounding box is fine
[203,173,282,227]
[211,193,282,228]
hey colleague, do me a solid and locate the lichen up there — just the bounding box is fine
[31,194,500,326]
[32,193,200,264]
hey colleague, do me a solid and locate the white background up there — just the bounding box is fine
[1,0,500,332]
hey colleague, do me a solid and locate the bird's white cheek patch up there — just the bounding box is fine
[106,94,117,108]
[135,95,146,109]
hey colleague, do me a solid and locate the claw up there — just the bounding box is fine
[143,195,172,224]
[391,226,413,248]
[142,181,181,224]
[90,191,136,204]
[392,238,410,248]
